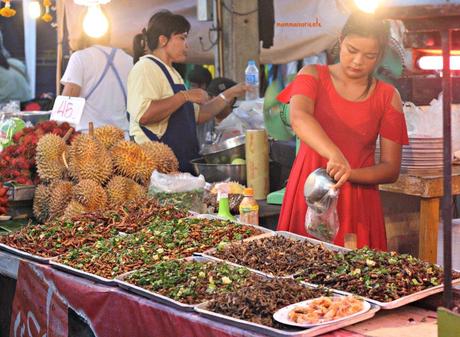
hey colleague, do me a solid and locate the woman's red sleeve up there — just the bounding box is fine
[379,104,409,145]
[276,74,318,104]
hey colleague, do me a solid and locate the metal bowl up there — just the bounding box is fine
[199,135,245,164]
[14,111,51,125]
[190,158,246,184]
[304,168,336,214]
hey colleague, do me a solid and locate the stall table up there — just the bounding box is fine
[380,166,460,263]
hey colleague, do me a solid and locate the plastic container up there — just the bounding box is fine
[239,187,259,225]
[216,183,235,221]
[245,60,259,101]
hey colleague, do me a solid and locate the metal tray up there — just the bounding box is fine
[49,258,117,286]
[0,243,53,264]
[188,213,275,234]
[5,183,35,201]
[115,256,259,311]
[275,231,350,253]
[195,299,380,337]
[324,276,460,310]
[200,231,346,278]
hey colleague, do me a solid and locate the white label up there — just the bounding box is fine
[50,96,85,126]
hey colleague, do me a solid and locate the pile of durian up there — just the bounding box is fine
[33,124,179,223]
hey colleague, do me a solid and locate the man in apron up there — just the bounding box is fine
[61,33,132,135]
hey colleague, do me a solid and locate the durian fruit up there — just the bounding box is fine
[110,141,156,185]
[63,200,88,220]
[36,130,72,182]
[72,179,107,211]
[94,125,125,150]
[68,127,113,184]
[48,180,74,219]
[33,184,51,223]
[141,141,179,174]
[106,175,147,205]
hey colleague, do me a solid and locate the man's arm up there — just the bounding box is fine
[61,83,82,97]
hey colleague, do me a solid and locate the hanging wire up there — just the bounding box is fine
[199,24,219,52]
[221,2,257,16]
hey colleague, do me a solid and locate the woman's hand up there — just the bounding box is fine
[226,83,251,98]
[327,150,351,189]
[185,89,209,104]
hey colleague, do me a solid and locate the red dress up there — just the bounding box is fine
[277,65,409,251]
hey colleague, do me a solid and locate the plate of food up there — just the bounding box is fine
[273,295,370,328]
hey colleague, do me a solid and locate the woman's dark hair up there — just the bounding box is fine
[133,10,191,64]
[341,11,390,97]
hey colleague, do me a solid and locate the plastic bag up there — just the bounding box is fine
[0,115,26,151]
[148,170,206,213]
[305,188,340,242]
[215,99,265,140]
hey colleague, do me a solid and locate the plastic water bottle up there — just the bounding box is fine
[245,60,259,101]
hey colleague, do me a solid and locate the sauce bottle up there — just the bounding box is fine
[239,187,259,225]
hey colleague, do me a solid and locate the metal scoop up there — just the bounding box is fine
[304,168,337,214]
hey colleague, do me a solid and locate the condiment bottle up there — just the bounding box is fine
[239,187,259,225]
[217,183,235,221]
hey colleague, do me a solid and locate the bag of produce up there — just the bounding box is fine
[148,170,206,213]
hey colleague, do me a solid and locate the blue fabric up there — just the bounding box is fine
[139,57,199,173]
[84,47,127,103]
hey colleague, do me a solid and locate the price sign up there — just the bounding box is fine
[50,96,85,126]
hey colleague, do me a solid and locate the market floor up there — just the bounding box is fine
[437,218,460,276]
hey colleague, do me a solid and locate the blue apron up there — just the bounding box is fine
[138,57,199,173]
[85,47,127,103]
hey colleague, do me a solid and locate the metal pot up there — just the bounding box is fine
[190,158,246,184]
[200,135,245,164]
[304,168,336,214]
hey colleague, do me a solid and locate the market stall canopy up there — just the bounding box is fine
[63,0,351,64]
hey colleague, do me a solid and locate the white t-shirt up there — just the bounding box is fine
[61,45,132,132]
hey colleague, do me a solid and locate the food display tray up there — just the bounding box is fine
[188,213,275,234]
[199,230,347,278]
[115,255,257,312]
[49,258,118,286]
[195,298,380,337]
[326,276,460,310]
[0,243,53,264]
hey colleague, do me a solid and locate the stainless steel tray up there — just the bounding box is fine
[0,243,52,264]
[49,258,117,286]
[200,230,345,278]
[195,300,380,337]
[5,183,35,201]
[188,213,275,234]
[115,256,257,311]
[275,231,350,253]
[325,276,460,310]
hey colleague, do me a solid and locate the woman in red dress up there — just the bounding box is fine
[277,11,409,251]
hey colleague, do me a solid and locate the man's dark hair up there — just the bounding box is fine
[188,65,212,88]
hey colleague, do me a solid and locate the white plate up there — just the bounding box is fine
[0,215,12,221]
[273,296,371,328]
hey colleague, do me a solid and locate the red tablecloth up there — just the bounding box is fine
[10,260,364,337]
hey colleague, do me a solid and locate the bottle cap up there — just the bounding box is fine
[243,187,254,197]
[248,60,256,66]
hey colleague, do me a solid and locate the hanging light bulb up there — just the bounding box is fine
[83,4,109,38]
[354,0,380,14]
[29,0,41,19]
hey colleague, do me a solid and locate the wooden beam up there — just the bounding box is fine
[221,0,259,83]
